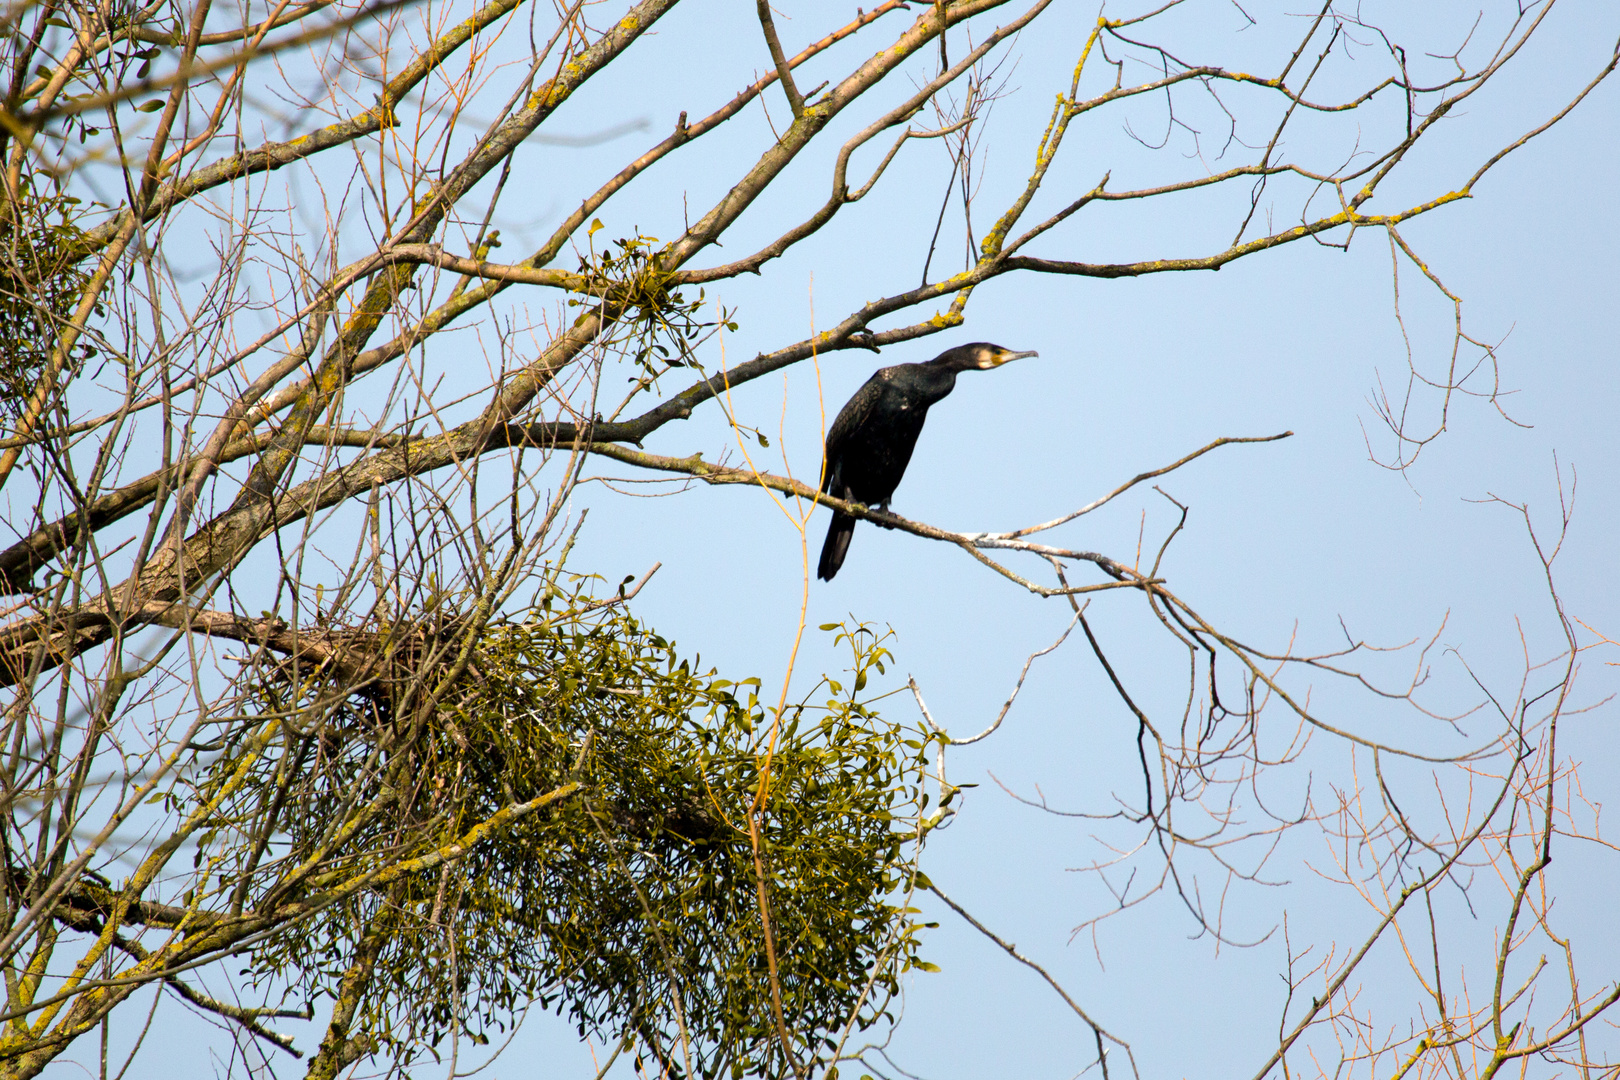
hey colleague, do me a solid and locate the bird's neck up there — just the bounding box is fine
[913,364,959,402]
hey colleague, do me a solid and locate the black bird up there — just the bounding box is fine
[817,342,1038,580]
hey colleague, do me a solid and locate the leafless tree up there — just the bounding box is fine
[0,0,1614,1077]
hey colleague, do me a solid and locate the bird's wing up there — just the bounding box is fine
[822,372,891,492]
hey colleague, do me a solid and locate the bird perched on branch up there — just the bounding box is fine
[817,342,1039,581]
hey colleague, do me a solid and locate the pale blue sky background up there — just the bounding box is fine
[505,4,1620,1077]
[78,1,1620,1077]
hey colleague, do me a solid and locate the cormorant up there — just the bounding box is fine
[817,342,1038,580]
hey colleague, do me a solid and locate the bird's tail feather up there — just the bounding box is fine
[818,512,856,581]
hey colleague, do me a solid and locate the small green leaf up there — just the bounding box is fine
[137,99,165,112]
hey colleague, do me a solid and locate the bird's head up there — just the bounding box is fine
[972,343,1039,369]
[931,342,1040,370]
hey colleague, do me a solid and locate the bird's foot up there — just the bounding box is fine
[848,329,880,353]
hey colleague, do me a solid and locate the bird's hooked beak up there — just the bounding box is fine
[977,347,1039,370]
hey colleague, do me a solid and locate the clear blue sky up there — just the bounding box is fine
[541,5,1620,1078]
[95,1,1620,1077]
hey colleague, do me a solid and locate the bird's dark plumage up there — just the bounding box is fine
[817,342,1037,580]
